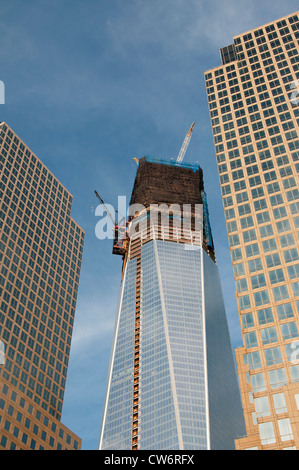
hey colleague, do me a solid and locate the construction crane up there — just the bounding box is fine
[176,122,195,163]
[94,190,116,224]
[94,190,128,256]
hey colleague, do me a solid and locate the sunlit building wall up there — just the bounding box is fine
[205,12,299,449]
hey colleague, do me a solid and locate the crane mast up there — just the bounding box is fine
[176,121,195,163]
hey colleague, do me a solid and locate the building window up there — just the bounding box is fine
[231,247,242,261]
[291,282,299,296]
[254,290,270,307]
[251,273,266,289]
[264,346,282,366]
[266,253,281,268]
[269,268,285,284]
[30,439,36,450]
[240,215,254,229]
[244,351,262,369]
[276,303,294,320]
[257,307,274,325]
[278,418,293,442]
[248,257,263,273]
[268,368,287,389]
[241,312,254,329]
[259,421,276,445]
[0,435,7,448]
[290,365,299,382]
[272,285,289,301]
[256,211,270,224]
[239,294,251,310]
[259,224,274,238]
[254,396,271,418]
[236,278,248,292]
[280,322,299,340]
[250,372,266,392]
[244,331,258,348]
[273,393,287,414]
[260,326,278,345]
[229,234,240,247]
[243,228,257,243]
[280,234,295,248]
[276,219,291,233]
[233,262,245,276]
[245,243,260,257]
[283,248,299,263]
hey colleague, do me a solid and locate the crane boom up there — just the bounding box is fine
[176,122,195,163]
[94,190,128,257]
[94,190,116,224]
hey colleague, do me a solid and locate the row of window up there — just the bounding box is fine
[0,419,78,450]
[258,418,293,446]
[231,224,296,247]
[0,383,79,449]
[254,390,298,418]
[241,302,295,329]
[238,282,298,314]
[231,238,298,263]
[230,225,297,251]
[245,346,299,370]
[228,213,298,248]
[235,193,298,223]
[236,264,298,294]
[226,192,298,229]
[244,321,298,348]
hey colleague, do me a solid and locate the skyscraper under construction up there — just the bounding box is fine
[99,156,245,450]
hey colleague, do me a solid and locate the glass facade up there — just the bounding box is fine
[139,241,206,450]
[100,238,245,449]
[205,12,299,450]
[99,258,137,450]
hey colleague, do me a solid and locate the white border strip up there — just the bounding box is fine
[201,249,211,450]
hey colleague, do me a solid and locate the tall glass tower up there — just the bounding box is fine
[99,156,245,450]
[204,12,299,449]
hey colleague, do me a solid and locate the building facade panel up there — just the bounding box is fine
[205,11,299,450]
[99,258,137,450]
[0,122,84,449]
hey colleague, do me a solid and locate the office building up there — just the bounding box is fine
[205,12,299,449]
[0,122,84,449]
[99,156,245,450]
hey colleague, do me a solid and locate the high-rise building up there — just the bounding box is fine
[99,156,245,450]
[204,12,299,449]
[0,122,84,450]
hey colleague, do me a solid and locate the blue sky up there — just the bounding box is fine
[1,0,298,450]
